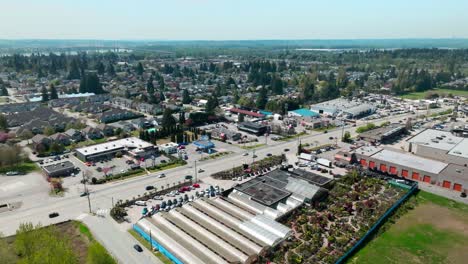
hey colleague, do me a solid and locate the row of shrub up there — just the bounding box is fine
[92,168,145,184]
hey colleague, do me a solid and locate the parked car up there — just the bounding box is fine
[5,171,20,176]
[153,196,163,200]
[133,244,143,252]
[48,212,59,218]
[135,201,147,206]
[192,183,200,188]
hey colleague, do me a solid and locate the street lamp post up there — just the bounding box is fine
[194,160,198,183]
[81,171,92,213]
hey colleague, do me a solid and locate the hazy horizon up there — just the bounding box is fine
[1,0,468,40]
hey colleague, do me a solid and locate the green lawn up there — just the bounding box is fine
[240,143,265,150]
[399,88,468,100]
[349,191,468,264]
[0,160,39,174]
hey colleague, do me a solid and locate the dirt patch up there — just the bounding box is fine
[401,203,468,237]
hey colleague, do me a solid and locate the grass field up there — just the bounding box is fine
[349,191,468,264]
[399,88,468,100]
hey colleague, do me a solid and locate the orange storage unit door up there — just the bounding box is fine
[369,161,375,169]
[389,166,397,175]
[412,172,420,181]
[442,180,451,189]
[380,164,387,172]
[423,175,431,183]
[360,159,367,166]
[402,170,409,178]
[453,183,462,192]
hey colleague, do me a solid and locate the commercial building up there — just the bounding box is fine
[42,161,76,178]
[407,129,468,166]
[210,127,242,141]
[193,136,215,153]
[229,108,265,119]
[288,108,320,118]
[341,146,467,193]
[75,137,156,161]
[237,121,268,136]
[133,196,292,264]
[358,124,406,143]
[310,98,376,118]
[159,142,179,154]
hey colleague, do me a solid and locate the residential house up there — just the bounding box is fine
[82,127,103,140]
[64,128,84,142]
[31,134,51,147]
[49,133,71,146]
[96,124,115,137]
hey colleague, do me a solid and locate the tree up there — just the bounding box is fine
[96,61,105,75]
[182,89,191,104]
[49,83,58,100]
[256,87,268,109]
[50,142,64,153]
[41,86,49,102]
[67,59,81,80]
[0,86,8,96]
[342,131,352,143]
[161,109,176,129]
[80,73,104,94]
[159,91,165,102]
[136,62,144,75]
[271,75,284,95]
[43,126,55,136]
[106,63,115,76]
[179,111,186,125]
[146,76,154,94]
[205,96,219,114]
[238,113,245,123]
[0,114,7,131]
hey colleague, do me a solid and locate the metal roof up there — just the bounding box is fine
[408,129,462,151]
[75,137,154,156]
[371,149,448,174]
[447,138,468,159]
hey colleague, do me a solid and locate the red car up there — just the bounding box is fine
[192,183,200,188]
[178,187,186,193]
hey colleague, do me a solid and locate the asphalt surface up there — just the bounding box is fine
[0,108,456,263]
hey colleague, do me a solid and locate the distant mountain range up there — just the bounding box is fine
[1,38,468,52]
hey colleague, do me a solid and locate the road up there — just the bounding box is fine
[81,214,162,264]
[0,107,454,264]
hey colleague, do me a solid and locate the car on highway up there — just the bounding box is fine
[323,130,328,133]
[80,192,88,197]
[48,212,59,218]
[329,136,334,140]
[185,175,193,180]
[252,155,258,158]
[242,152,249,156]
[198,168,204,173]
[133,244,143,252]
[284,148,289,152]
[158,173,166,178]
[5,171,21,176]
[266,153,272,157]
[145,185,155,191]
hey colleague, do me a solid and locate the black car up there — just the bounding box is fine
[284,148,289,152]
[185,175,193,180]
[145,185,155,191]
[266,153,272,157]
[133,244,143,252]
[324,130,328,134]
[329,136,334,140]
[80,192,88,197]
[49,212,59,218]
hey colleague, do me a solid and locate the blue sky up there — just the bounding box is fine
[1,0,467,40]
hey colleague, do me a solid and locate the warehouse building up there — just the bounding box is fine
[310,98,376,118]
[407,129,468,166]
[75,137,156,161]
[358,124,406,143]
[42,161,76,178]
[342,146,467,193]
[133,196,291,264]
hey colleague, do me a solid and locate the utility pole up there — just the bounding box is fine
[150,230,153,250]
[341,119,345,143]
[81,171,92,213]
[194,160,197,183]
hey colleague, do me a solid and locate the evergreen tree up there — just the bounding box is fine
[107,63,115,76]
[136,62,144,75]
[158,77,165,90]
[182,89,191,104]
[49,84,58,100]
[161,109,176,129]
[0,86,8,96]
[256,87,268,109]
[41,86,49,102]
[159,91,165,102]
[79,73,104,94]
[67,59,81,80]
[205,96,219,114]
[146,76,154,94]
[96,61,105,75]
[179,111,186,125]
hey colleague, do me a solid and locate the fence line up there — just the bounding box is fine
[335,182,418,264]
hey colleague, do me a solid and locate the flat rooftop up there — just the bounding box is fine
[447,138,468,159]
[234,178,291,206]
[75,137,154,156]
[42,161,75,173]
[353,146,383,156]
[359,124,405,140]
[408,129,463,151]
[371,149,448,174]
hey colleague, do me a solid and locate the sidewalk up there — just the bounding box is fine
[81,214,162,264]
[418,182,468,204]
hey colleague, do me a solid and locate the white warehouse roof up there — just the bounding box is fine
[371,149,448,174]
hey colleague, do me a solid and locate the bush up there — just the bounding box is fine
[91,177,97,184]
[115,151,123,158]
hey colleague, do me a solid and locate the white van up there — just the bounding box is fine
[135,201,146,206]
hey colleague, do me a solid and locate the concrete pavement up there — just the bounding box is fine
[81,214,162,264]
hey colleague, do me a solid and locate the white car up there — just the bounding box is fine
[135,201,146,206]
[158,173,166,178]
[242,153,249,156]
[153,196,163,200]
